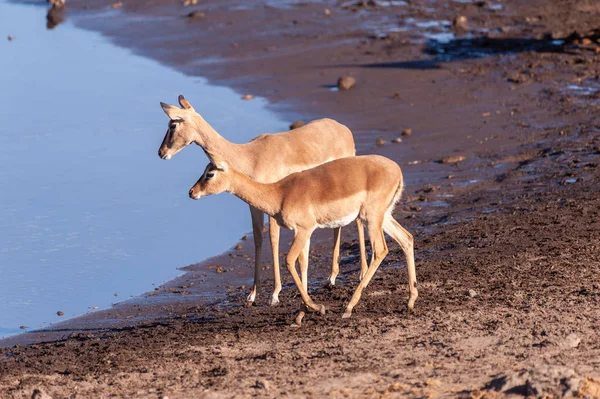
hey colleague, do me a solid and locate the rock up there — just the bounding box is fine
[446,174,455,179]
[452,15,468,31]
[485,366,583,397]
[507,71,528,84]
[438,155,466,164]
[289,120,305,130]
[31,389,53,399]
[582,38,593,45]
[111,2,123,8]
[241,235,248,241]
[241,94,254,100]
[401,128,412,136]
[376,137,386,146]
[393,92,401,100]
[56,311,64,316]
[183,0,198,5]
[468,289,477,297]
[187,10,205,19]
[337,76,356,90]
[215,266,224,273]
[254,379,271,390]
[562,333,581,348]
[7,35,14,41]
[392,137,402,143]
[235,243,243,250]
[324,8,331,16]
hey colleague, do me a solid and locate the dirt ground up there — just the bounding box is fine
[1,0,600,398]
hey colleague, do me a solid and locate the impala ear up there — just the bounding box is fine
[215,160,229,172]
[160,102,185,120]
[205,149,228,172]
[178,94,194,110]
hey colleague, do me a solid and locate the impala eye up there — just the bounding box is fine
[206,172,215,179]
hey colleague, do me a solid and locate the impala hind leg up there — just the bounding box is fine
[269,216,282,306]
[356,219,368,280]
[329,227,342,286]
[383,216,418,310]
[247,206,264,305]
[343,219,388,318]
[286,229,325,316]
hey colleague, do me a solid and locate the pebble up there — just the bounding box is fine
[376,138,386,146]
[401,128,412,137]
[241,94,254,100]
[452,15,468,31]
[438,155,466,164]
[235,243,243,250]
[337,76,356,90]
[324,8,331,16]
[562,333,581,348]
[468,289,478,298]
[187,10,205,19]
[241,235,248,241]
[111,2,123,8]
[183,0,198,5]
[215,266,224,273]
[581,38,593,45]
[289,120,305,130]
[56,311,64,316]
[393,92,401,100]
[255,379,271,390]
[392,137,402,143]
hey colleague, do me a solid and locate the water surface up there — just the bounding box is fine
[0,1,286,337]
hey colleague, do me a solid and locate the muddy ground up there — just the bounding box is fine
[2,0,600,397]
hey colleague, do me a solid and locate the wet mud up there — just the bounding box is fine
[1,0,600,397]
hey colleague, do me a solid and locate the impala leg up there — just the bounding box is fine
[295,239,311,326]
[286,229,325,315]
[329,227,341,286]
[247,206,264,305]
[343,219,388,318]
[269,216,282,306]
[383,216,418,310]
[356,219,368,281]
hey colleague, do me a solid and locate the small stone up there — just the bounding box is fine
[562,333,581,348]
[507,71,527,84]
[255,379,271,390]
[401,128,412,136]
[324,8,331,16]
[187,10,205,19]
[183,0,198,5]
[241,235,248,241]
[235,243,243,250]
[582,38,593,45]
[468,289,477,298]
[595,47,600,54]
[393,92,401,100]
[438,155,466,164]
[215,266,224,273]
[337,76,356,90]
[31,389,53,399]
[111,2,123,8]
[392,137,402,143]
[376,137,386,146]
[56,311,64,316]
[447,174,455,179]
[7,35,14,41]
[452,15,468,31]
[19,325,28,329]
[241,94,254,100]
[289,120,305,130]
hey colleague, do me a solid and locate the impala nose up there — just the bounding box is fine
[189,188,194,199]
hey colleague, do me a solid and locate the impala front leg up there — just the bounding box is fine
[247,205,265,305]
[269,216,282,306]
[329,227,341,286]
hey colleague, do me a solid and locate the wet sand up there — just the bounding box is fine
[1,0,600,397]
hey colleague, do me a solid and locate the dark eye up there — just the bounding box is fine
[206,172,215,179]
[169,124,176,131]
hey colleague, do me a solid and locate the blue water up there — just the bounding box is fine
[0,1,286,337]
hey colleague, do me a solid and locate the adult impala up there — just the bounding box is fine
[189,152,418,321]
[158,95,367,305]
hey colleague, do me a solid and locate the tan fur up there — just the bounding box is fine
[159,95,368,305]
[190,154,418,320]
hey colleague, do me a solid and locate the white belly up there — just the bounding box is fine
[316,212,359,230]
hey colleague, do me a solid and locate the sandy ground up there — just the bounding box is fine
[1,0,600,397]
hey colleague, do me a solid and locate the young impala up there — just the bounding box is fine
[158,95,367,306]
[189,152,418,320]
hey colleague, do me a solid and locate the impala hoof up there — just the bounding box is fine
[270,298,280,307]
[342,312,352,319]
[317,304,326,315]
[245,300,255,308]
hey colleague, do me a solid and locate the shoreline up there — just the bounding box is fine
[3,0,599,347]
[1,1,599,396]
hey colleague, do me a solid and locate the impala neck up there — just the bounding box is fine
[191,114,246,168]
[228,169,282,217]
